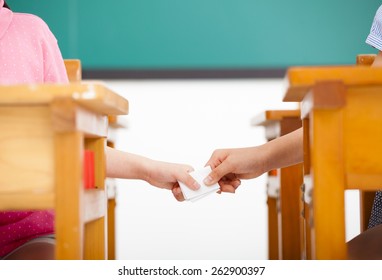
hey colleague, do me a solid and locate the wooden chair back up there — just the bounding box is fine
[356,54,376,66]
[64,59,82,82]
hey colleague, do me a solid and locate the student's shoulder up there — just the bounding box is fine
[12,12,55,39]
[12,12,50,30]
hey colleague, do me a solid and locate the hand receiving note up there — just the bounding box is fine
[178,166,220,202]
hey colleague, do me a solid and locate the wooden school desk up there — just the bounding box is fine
[283,65,382,259]
[0,82,129,259]
[252,110,303,259]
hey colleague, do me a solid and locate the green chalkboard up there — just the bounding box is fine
[9,0,382,70]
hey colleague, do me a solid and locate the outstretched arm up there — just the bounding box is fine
[204,127,303,190]
[205,50,381,191]
[105,146,200,201]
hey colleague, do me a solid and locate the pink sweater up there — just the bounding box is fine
[0,0,68,257]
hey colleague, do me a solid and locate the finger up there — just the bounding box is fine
[218,182,236,193]
[204,153,215,168]
[203,161,231,186]
[232,179,241,189]
[184,165,194,173]
[205,159,215,169]
[176,170,200,191]
[172,187,185,202]
[204,150,224,169]
[223,176,241,189]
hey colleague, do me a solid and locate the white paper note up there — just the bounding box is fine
[178,166,220,202]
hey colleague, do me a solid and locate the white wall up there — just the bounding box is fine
[104,79,360,260]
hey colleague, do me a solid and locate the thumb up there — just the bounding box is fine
[177,171,200,191]
[203,162,230,186]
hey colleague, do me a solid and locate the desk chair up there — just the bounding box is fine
[283,65,382,259]
[64,59,82,82]
[252,110,304,259]
[0,82,129,259]
[356,54,376,66]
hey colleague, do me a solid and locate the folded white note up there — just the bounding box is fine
[178,166,220,202]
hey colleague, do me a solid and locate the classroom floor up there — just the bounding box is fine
[103,79,360,260]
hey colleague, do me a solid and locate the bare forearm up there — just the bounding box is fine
[105,146,149,180]
[261,127,303,172]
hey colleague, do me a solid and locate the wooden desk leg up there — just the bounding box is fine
[54,131,84,260]
[302,119,312,259]
[84,138,107,260]
[279,117,303,259]
[280,163,303,259]
[299,183,306,260]
[303,175,313,260]
[85,217,106,259]
[267,174,279,259]
[54,129,107,259]
[108,198,116,260]
[311,109,346,259]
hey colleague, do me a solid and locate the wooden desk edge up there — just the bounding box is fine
[283,66,382,102]
[251,109,301,126]
[0,82,129,116]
